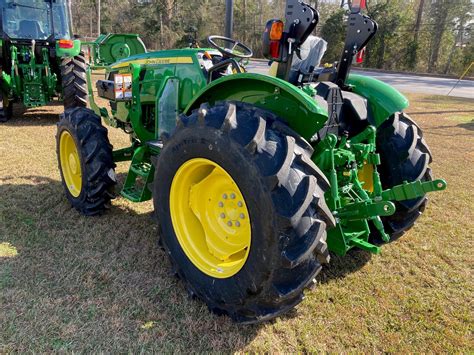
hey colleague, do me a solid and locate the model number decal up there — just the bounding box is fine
[111,57,194,69]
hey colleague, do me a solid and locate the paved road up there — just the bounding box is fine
[246,61,474,99]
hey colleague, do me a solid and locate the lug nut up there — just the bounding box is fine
[227,221,233,227]
[230,193,236,200]
[240,213,245,219]
[220,213,226,219]
[238,201,243,207]
[218,202,224,208]
[223,194,228,199]
[235,221,241,227]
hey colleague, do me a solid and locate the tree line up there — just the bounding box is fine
[71,0,473,76]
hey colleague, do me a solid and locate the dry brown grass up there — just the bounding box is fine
[0,94,473,352]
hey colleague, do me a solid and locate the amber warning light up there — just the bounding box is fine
[58,39,74,49]
[269,21,284,41]
[263,20,284,60]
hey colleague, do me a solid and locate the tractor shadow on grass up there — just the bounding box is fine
[458,120,474,131]
[319,250,372,284]
[425,121,474,136]
[0,175,375,350]
[1,102,63,127]
[0,175,262,350]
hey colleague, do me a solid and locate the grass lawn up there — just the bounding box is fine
[0,94,473,352]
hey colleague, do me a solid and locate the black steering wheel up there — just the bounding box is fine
[207,35,253,59]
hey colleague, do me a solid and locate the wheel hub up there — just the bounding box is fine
[170,158,251,278]
[59,131,82,198]
[68,154,79,175]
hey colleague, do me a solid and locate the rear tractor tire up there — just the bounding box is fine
[57,107,116,216]
[373,112,433,242]
[154,101,335,323]
[61,52,88,109]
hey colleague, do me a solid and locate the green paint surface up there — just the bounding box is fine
[347,74,409,126]
[186,73,328,141]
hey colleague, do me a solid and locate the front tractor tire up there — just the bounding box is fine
[154,101,335,323]
[374,112,433,242]
[61,52,88,110]
[57,108,116,216]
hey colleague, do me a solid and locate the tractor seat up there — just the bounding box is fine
[18,20,41,39]
[268,36,334,84]
[289,36,328,84]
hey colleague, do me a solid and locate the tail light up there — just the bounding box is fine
[352,0,367,10]
[263,20,284,61]
[355,47,366,64]
[58,39,74,49]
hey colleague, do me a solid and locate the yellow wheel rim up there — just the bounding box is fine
[170,158,251,279]
[358,160,375,193]
[59,131,82,198]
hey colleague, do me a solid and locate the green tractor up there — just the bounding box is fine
[0,0,87,122]
[82,33,147,69]
[56,0,446,323]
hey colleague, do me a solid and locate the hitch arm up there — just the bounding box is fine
[382,179,447,202]
[335,200,395,221]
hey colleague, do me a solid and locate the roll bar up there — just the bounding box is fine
[274,0,319,81]
[335,5,378,87]
[267,0,378,88]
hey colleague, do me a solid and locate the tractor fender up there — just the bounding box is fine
[184,73,328,141]
[56,39,82,58]
[346,74,409,127]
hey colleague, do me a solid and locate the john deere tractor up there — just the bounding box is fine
[56,0,446,323]
[0,0,87,122]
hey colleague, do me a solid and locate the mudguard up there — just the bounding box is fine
[55,39,81,58]
[347,74,409,127]
[185,73,328,141]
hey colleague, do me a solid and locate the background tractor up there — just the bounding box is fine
[82,33,147,68]
[0,0,87,122]
[56,0,447,323]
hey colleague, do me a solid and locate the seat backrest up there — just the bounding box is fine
[268,36,328,79]
[291,36,328,73]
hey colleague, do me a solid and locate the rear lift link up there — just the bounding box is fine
[304,5,447,256]
[313,126,447,256]
[8,44,57,107]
